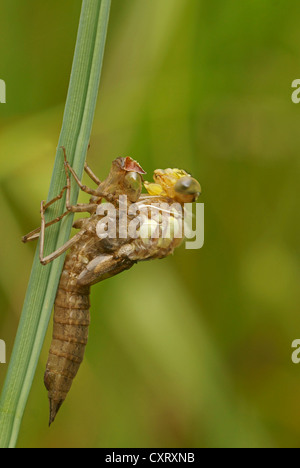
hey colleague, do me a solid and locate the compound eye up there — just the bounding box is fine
[124,171,142,193]
[174,176,201,196]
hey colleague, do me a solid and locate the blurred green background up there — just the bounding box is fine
[0,0,300,448]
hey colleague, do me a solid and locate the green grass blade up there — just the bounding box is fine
[0,0,111,448]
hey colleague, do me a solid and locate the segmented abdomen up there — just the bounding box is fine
[44,255,91,426]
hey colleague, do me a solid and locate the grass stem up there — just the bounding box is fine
[0,0,111,448]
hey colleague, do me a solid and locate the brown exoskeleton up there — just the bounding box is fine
[23,148,201,425]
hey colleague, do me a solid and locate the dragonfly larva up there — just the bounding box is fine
[23,149,201,425]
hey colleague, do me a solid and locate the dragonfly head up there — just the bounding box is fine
[144,168,201,203]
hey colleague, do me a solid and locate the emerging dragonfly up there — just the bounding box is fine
[23,149,201,425]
